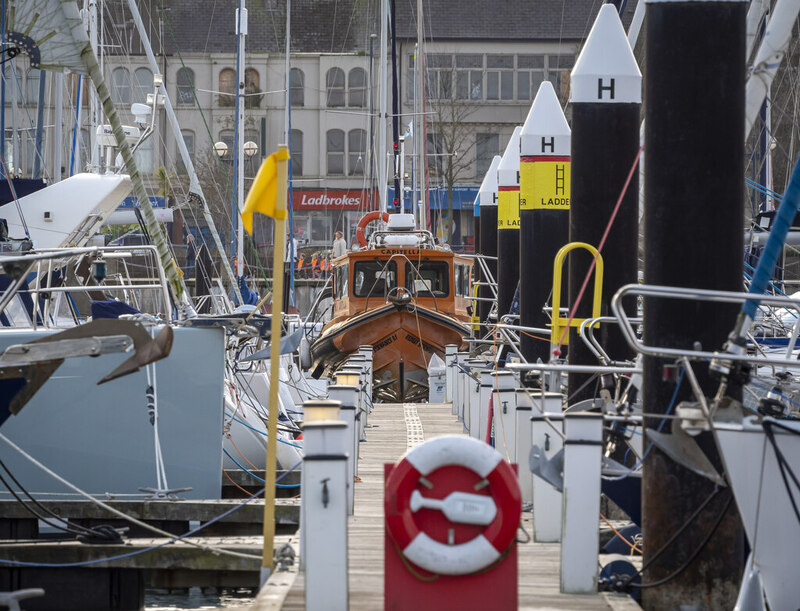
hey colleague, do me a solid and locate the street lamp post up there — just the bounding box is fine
[215,140,259,284]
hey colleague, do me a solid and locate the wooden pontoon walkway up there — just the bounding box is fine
[254,403,638,610]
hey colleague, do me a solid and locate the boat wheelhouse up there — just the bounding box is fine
[310,214,472,402]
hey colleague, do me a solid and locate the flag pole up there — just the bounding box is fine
[261,144,289,584]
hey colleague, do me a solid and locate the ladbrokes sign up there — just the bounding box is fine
[292,189,369,210]
[293,189,373,211]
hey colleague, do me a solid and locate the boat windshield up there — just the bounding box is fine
[406,261,449,298]
[353,260,397,297]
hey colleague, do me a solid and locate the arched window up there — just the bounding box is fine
[326,129,344,175]
[348,68,366,108]
[133,67,153,103]
[290,68,304,107]
[26,69,43,105]
[348,129,366,176]
[176,129,194,174]
[244,68,261,108]
[219,68,235,106]
[218,129,234,153]
[326,68,345,107]
[111,67,131,104]
[176,67,195,105]
[291,129,303,176]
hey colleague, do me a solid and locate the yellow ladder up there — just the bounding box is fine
[550,242,604,347]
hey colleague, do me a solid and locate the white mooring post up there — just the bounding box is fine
[530,391,565,542]
[560,411,603,594]
[357,345,373,399]
[445,344,457,411]
[491,371,517,460]
[450,352,464,424]
[326,385,358,515]
[341,365,366,441]
[467,360,483,439]
[514,388,533,506]
[301,401,349,611]
[478,369,495,443]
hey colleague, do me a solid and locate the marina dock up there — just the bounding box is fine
[255,403,639,610]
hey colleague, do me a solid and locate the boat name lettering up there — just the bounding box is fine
[405,333,434,353]
[374,334,397,351]
[379,248,420,256]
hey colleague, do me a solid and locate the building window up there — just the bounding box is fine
[548,55,575,102]
[348,129,366,176]
[69,74,88,107]
[486,55,513,101]
[26,69,43,105]
[476,133,499,178]
[327,68,345,107]
[518,54,574,102]
[219,68,235,106]
[290,68,304,107]
[427,133,444,178]
[245,68,261,108]
[133,67,153,104]
[218,129,234,153]
[425,54,452,100]
[348,68,366,108]
[176,67,195,105]
[111,67,131,104]
[291,129,303,176]
[327,129,344,175]
[176,130,194,174]
[455,54,482,101]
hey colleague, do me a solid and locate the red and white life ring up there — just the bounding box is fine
[355,210,390,247]
[385,435,521,575]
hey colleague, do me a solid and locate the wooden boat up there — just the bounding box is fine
[310,214,472,402]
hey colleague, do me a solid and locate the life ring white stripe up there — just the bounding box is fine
[404,435,502,478]
[403,532,501,576]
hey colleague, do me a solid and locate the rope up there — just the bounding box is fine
[0,461,302,569]
[223,448,301,488]
[0,432,258,560]
[555,145,643,354]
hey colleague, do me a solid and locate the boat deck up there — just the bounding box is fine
[254,403,638,610]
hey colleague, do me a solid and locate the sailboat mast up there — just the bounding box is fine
[285,0,295,306]
[234,1,247,279]
[125,0,242,306]
[53,72,63,182]
[415,0,425,229]
[378,0,388,214]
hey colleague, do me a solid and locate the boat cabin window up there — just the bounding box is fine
[407,261,449,298]
[454,263,469,297]
[353,260,397,297]
[335,264,349,300]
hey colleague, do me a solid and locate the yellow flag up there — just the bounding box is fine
[242,148,291,233]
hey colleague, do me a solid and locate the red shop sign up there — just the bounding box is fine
[292,189,375,211]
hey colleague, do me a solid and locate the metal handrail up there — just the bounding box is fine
[0,246,172,323]
[611,283,800,367]
[579,315,643,366]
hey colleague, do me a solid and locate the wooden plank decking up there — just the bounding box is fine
[271,403,637,610]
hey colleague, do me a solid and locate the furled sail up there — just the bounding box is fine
[7,0,193,313]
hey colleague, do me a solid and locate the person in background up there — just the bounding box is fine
[332,230,347,258]
[185,233,196,271]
